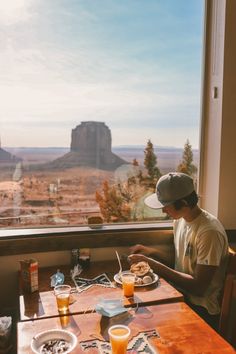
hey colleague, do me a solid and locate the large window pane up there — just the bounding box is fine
[0,0,204,229]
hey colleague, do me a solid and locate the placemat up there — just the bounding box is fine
[80,329,160,353]
[73,273,115,293]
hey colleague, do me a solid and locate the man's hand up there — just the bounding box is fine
[129,244,157,256]
[128,254,160,274]
[129,243,175,268]
[128,253,149,264]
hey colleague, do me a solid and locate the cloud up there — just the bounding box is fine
[0,0,34,25]
[0,0,203,148]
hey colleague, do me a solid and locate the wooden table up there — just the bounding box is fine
[18,302,235,353]
[19,261,184,321]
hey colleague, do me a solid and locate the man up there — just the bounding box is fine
[129,172,229,329]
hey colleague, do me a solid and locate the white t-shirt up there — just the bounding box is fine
[174,209,228,315]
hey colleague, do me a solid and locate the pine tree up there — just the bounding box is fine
[95,141,162,223]
[177,139,197,176]
[144,139,161,185]
[95,180,131,222]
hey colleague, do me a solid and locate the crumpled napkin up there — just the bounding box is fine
[95,298,127,317]
[0,317,11,337]
[70,264,83,280]
[50,269,65,287]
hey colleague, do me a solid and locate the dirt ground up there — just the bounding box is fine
[0,166,114,227]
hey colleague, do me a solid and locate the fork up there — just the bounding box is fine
[115,251,123,274]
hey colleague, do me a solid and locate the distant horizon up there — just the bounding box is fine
[4,143,199,151]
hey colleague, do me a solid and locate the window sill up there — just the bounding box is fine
[0,222,174,256]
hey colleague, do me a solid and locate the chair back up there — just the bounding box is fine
[219,248,236,347]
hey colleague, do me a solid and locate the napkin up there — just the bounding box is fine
[50,269,65,287]
[0,316,12,349]
[70,264,83,279]
[95,298,127,317]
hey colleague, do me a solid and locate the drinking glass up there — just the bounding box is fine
[59,314,70,328]
[54,284,71,313]
[108,324,130,354]
[120,271,136,297]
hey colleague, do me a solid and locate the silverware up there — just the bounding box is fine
[115,251,123,274]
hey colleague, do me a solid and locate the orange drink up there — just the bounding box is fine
[56,293,70,312]
[121,271,136,297]
[108,324,130,354]
[54,285,71,313]
[59,314,70,328]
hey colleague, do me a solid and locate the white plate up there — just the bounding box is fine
[31,329,77,354]
[114,272,159,287]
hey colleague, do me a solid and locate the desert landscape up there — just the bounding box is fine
[0,165,114,227]
[0,144,199,228]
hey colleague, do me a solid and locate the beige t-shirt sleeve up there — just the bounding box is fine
[196,230,224,266]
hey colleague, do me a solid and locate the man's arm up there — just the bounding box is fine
[128,254,217,296]
[129,244,175,267]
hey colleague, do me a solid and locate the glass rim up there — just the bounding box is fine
[108,324,131,338]
[54,284,71,293]
[120,271,136,277]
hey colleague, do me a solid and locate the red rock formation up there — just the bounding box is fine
[50,122,127,170]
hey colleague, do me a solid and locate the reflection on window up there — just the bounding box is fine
[0,1,203,229]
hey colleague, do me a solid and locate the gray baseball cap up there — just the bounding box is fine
[144,172,195,209]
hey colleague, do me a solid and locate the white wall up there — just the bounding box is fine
[218,0,236,227]
[0,247,130,272]
[199,0,236,229]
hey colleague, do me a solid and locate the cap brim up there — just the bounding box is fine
[144,193,165,209]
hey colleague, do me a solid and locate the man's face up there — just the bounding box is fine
[162,203,184,219]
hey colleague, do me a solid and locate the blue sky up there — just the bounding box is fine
[0,0,204,148]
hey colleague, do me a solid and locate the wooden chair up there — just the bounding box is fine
[218,248,236,347]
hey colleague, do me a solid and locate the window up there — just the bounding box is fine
[0,1,204,229]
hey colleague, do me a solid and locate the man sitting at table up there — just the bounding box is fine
[129,172,229,330]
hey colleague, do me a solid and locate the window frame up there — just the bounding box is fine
[1,0,236,258]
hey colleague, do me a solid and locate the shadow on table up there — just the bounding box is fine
[23,292,45,318]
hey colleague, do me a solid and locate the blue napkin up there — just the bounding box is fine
[50,269,65,287]
[95,298,127,317]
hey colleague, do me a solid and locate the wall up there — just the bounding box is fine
[0,227,174,270]
[200,0,236,229]
[0,247,130,272]
[219,0,236,227]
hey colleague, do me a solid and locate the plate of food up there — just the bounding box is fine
[114,261,159,287]
[31,329,77,354]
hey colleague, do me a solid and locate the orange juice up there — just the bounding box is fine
[108,325,130,354]
[56,293,70,312]
[121,272,135,297]
[122,280,134,297]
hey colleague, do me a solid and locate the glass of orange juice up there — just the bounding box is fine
[108,324,130,354]
[54,284,71,313]
[120,271,136,297]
